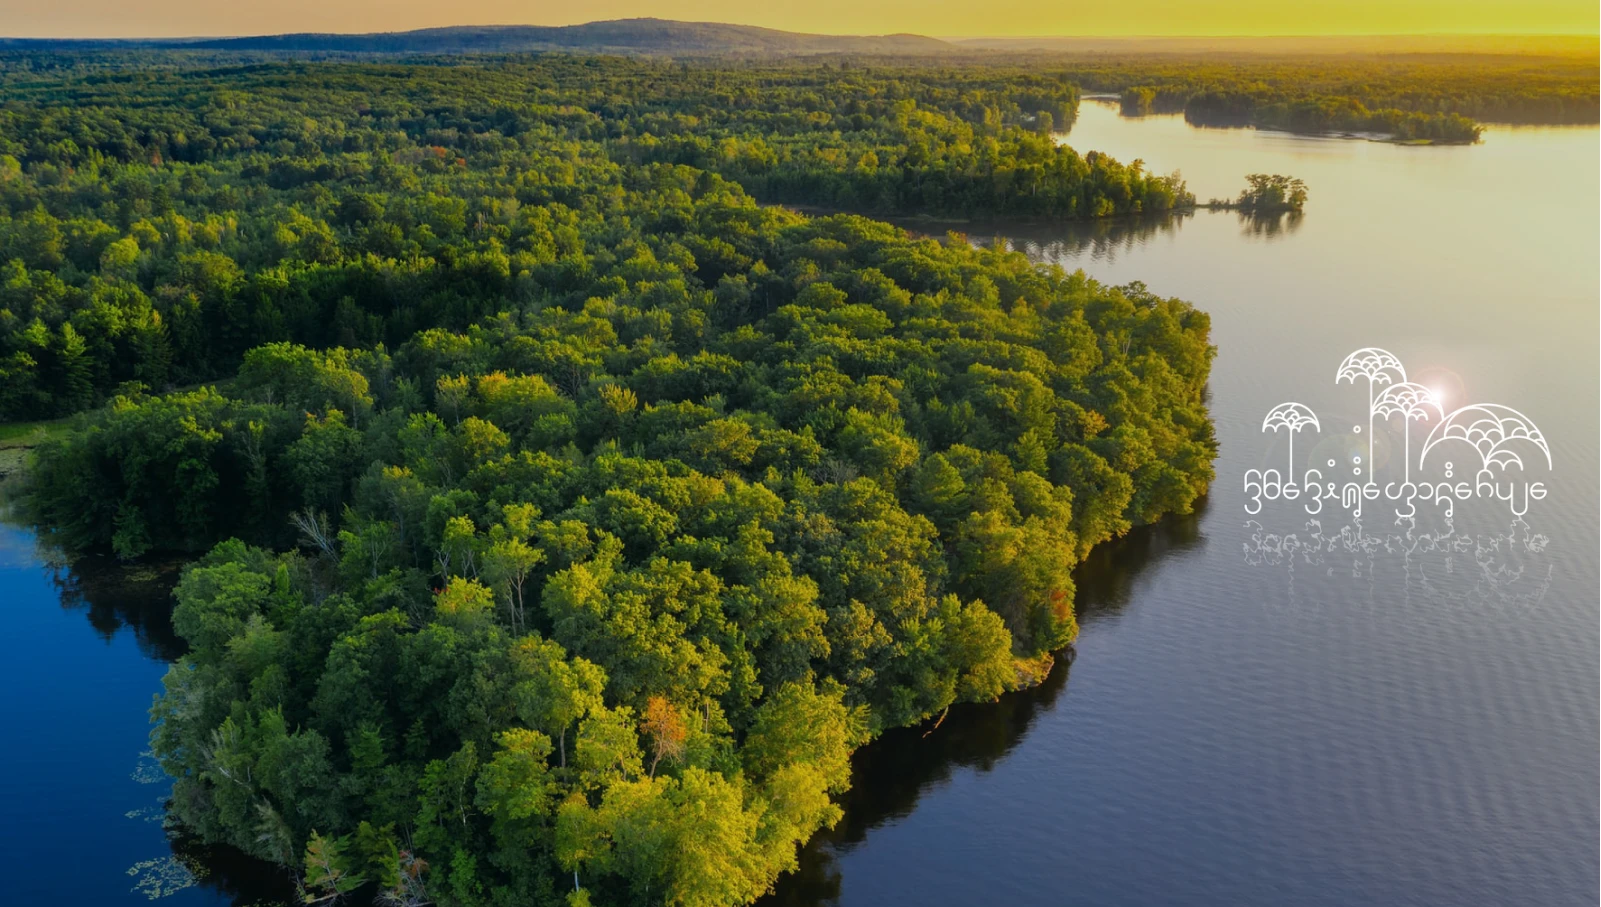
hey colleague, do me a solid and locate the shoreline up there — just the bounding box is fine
[777,202,1298,233]
[1075,96,1483,146]
[0,421,58,482]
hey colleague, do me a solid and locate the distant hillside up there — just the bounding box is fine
[8,21,1589,60]
[0,19,954,56]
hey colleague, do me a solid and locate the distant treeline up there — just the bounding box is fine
[1091,56,1599,140]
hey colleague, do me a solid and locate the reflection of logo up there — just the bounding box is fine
[1245,347,1550,518]
[1242,517,1553,616]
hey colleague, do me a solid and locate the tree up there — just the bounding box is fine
[641,696,688,779]
[303,831,365,904]
[510,637,606,768]
[55,322,94,413]
[741,682,862,792]
[285,409,366,515]
[476,728,558,855]
[483,503,547,633]
[575,706,644,790]
[171,556,273,655]
[415,742,479,852]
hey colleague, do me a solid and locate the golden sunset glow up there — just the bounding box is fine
[2,0,1596,38]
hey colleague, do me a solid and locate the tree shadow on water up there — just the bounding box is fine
[167,833,302,906]
[761,657,1076,906]
[1235,208,1303,239]
[1075,498,1209,624]
[35,545,296,905]
[762,500,1209,906]
[47,549,191,663]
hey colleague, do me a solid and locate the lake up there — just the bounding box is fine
[764,101,1600,907]
[2,99,1596,906]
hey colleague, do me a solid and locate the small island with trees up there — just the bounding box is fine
[1206,174,1311,213]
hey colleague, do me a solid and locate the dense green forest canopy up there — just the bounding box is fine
[6,51,1218,907]
[26,215,1212,904]
[0,55,1198,421]
[7,49,1584,423]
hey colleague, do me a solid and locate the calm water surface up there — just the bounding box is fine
[2,100,1596,906]
[767,101,1599,907]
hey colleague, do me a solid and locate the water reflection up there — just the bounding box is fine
[1242,517,1555,618]
[168,835,300,906]
[1074,501,1208,621]
[887,206,1301,271]
[1233,208,1303,239]
[12,530,299,907]
[879,210,1189,264]
[994,213,1191,264]
[764,660,1075,907]
[45,550,190,663]
[762,507,1207,906]
[121,828,301,906]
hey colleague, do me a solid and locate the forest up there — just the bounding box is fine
[1095,54,1599,141]
[0,50,1219,907]
[7,50,1585,425]
[0,55,1199,422]
[21,45,1571,907]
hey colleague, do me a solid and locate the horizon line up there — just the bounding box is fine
[2,18,1596,42]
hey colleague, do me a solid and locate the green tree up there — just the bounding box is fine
[303,830,365,903]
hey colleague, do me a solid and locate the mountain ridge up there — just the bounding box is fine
[0,18,956,55]
[3,20,1589,59]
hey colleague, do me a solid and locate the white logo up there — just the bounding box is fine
[1244,348,1550,518]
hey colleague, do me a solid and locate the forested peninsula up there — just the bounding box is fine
[10,52,1207,907]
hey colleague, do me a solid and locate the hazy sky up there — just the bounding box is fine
[1,0,1595,38]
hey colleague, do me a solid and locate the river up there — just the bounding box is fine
[2,99,1596,906]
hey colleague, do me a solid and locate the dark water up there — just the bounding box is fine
[3,100,1597,906]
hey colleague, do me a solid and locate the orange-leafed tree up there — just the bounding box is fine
[641,695,688,779]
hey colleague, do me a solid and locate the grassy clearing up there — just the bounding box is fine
[0,419,68,482]
[0,419,66,449]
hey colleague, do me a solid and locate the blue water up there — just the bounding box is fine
[0,526,215,903]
